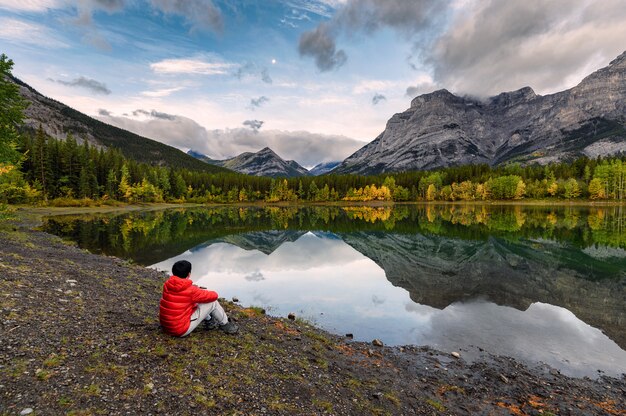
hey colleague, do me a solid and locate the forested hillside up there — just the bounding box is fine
[4,128,626,205]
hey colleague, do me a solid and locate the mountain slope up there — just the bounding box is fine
[334,51,626,175]
[188,147,310,178]
[13,77,231,173]
[309,161,341,176]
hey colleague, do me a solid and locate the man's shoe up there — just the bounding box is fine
[219,322,239,334]
[203,319,219,330]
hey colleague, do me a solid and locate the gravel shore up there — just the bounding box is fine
[1,216,624,415]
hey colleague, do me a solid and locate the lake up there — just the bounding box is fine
[42,204,626,378]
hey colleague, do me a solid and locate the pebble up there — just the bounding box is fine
[451,351,461,358]
[499,374,510,384]
[288,313,296,320]
[372,339,383,347]
[20,409,33,416]
[372,392,383,399]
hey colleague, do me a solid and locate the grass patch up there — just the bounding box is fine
[58,396,73,407]
[84,383,101,396]
[268,396,298,412]
[303,330,331,345]
[4,358,28,379]
[241,306,266,317]
[426,398,446,412]
[36,368,53,381]
[384,392,401,407]
[312,398,333,413]
[43,353,64,368]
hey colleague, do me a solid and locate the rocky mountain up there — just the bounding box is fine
[12,77,230,173]
[309,161,341,176]
[334,51,626,175]
[188,147,310,178]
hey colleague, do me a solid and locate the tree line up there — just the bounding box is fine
[2,127,625,205]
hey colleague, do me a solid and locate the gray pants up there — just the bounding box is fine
[182,301,228,336]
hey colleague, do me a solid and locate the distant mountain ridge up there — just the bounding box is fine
[334,51,626,175]
[12,76,230,173]
[188,147,310,178]
[309,161,341,176]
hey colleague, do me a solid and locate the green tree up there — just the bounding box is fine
[0,54,27,169]
[119,164,132,201]
[588,178,605,199]
[563,178,581,199]
[308,180,319,201]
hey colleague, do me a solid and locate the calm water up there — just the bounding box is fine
[43,204,626,378]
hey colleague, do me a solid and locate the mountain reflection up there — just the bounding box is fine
[43,204,626,377]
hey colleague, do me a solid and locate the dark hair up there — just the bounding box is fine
[172,260,192,278]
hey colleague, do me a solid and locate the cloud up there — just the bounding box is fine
[234,62,273,84]
[298,23,347,71]
[132,109,176,120]
[75,0,125,26]
[405,74,438,98]
[301,0,626,95]
[73,0,222,32]
[243,119,264,132]
[279,8,312,28]
[298,0,445,71]
[244,271,265,282]
[98,108,112,116]
[248,96,270,110]
[0,17,68,48]
[149,0,223,33]
[260,68,272,84]
[0,0,65,12]
[428,0,626,96]
[52,76,111,95]
[352,79,400,94]
[150,57,235,75]
[95,111,365,166]
[141,87,184,97]
[371,93,386,105]
[70,0,222,50]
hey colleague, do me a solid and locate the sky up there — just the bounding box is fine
[1,0,625,167]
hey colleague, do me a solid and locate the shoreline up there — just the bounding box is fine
[1,213,624,415]
[11,198,626,220]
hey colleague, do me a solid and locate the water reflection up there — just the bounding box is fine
[42,204,626,377]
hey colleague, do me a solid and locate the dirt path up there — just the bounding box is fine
[1,219,624,415]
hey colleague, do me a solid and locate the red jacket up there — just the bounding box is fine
[159,276,219,336]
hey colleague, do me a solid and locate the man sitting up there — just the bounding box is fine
[159,260,238,336]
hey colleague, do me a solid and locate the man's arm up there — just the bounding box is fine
[190,285,219,303]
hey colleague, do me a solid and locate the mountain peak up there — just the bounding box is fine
[191,147,310,178]
[258,146,277,155]
[410,89,460,108]
[489,86,537,107]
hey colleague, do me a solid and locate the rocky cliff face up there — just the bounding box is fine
[334,51,626,174]
[189,147,310,178]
